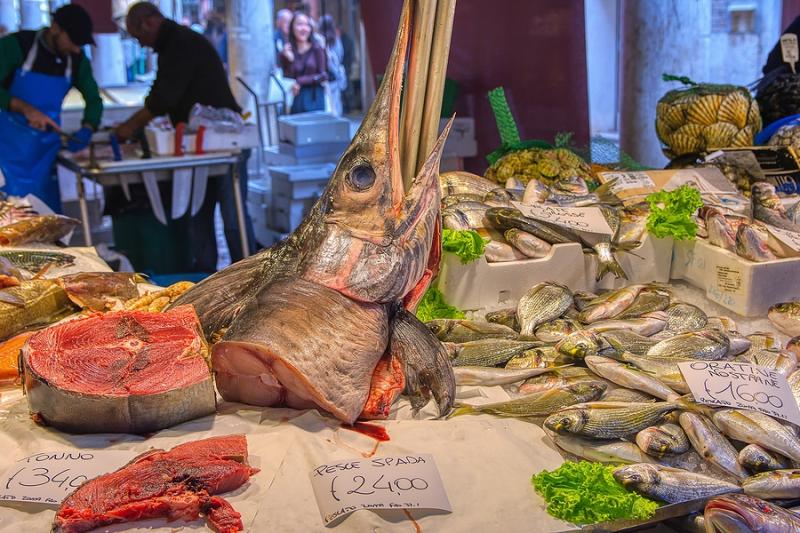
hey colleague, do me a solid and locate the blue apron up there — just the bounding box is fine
[0,38,72,212]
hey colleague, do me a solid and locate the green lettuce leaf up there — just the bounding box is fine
[441,229,488,264]
[531,461,659,525]
[415,287,465,322]
[645,185,703,240]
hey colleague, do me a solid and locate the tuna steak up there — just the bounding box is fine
[169,0,455,424]
[53,434,258,533]
[22,305,215,434]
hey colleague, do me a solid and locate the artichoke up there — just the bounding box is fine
[655,82,762,158]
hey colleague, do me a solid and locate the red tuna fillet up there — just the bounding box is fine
[22,305,216,434]
[53,435,258,533]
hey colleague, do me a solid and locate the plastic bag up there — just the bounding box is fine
[187,103,244,133]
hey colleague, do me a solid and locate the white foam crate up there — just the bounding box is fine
[145,124,259,156]
[671,238,800,317]
[586,235,674,291]
[438,242,589,311]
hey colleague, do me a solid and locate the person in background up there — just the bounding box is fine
[0,4,101,212]
[116,2,255,271]
[274,8,292,56]
[203,11,227,70]
[320,15,346,117]
[340,26,355,113]
[279,12,327,114]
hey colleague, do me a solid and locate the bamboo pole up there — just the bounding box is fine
[400,0,437,190]
[415,0,456,175]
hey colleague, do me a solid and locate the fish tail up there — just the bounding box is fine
[448,404,475,418]
[596,255,628,281]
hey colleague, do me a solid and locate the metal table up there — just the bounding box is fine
[57,151,251,259]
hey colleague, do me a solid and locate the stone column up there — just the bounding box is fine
[20,0,47,30]
[0,0,18,33]
[225,0,274,117]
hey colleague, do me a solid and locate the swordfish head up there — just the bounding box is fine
[301,1,452,304]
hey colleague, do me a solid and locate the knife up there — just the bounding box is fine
[142,170,167,225]
[190,165,210,216]
[118,173,132,201]
[171,167,193,219]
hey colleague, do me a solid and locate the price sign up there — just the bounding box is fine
[511,202,613,235]
[765,224,800,252]
[678,361,800,425]
[599,171,655,192]
[309,454,452,526]
[781,33,799,73]
[0,450,137,506]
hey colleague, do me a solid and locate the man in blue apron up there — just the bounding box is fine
[0,4,102,212]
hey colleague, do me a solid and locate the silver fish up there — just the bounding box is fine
[613,463,741,503]
[578,284,648,324]
[704,493,800,533]
[601,388,656,403]
[738,444,791,474]
[679,412,748,480]
[636,423,690,457]
[551,433,657,464]
[442,201,491,230]
[453,365,569,387]
[614,289,672,320]
[599,329,658,355]
[439,171,498,198]
[586,311,668,336]
[664,303,708,333]
[522,179,550,205]
[534,318,582,343]
[504,229,551,258]
[450,382,605,418]
[788,369,800,407]
[737,348,797,377]
[613,351,691,393]
[586,355,677,401]
[647,329,730,360]
[484,308,518,331]
[742,469,800,499]
[426,319,518,343]
[518,366,606,395]
[752,181,800,232]
[708,316,738,333]
[484,240,527,262]
[544,401,681,439]
[555,330,601,359]
[517,282,573,336]
[450,339,541,367]
[713,409,800,462]
[768,302,800,337]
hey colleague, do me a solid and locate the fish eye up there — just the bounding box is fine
[347,163,376,191]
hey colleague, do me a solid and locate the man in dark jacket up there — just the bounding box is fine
[0,4,101,211]
[116,2,255,272]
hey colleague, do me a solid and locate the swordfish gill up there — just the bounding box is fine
[169,0,455,424]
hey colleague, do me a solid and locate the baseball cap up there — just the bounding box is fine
[52,4,95,46]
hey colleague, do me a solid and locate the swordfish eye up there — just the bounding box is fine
[347,163,377,191]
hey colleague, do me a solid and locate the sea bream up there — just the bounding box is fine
[169,0,455,424]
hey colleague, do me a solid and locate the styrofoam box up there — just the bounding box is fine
[671,238,800,317]
[271,194,315,233]
[440,117,478,158]
[278,111,350,146]
[269,163,334,201]
[278,141,348,160]
[145,124,259,155]
[585,234,674,291]
[438,243,590,311]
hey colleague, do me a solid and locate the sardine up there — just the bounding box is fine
[679,412,748,480]
[614,464,741,503]
[450,339,541,367]
[713,409,800,462]
[647,329,730,360]
[636,423,690,457]
[504,229,551,258]
[544,401,681,439]
[586,355,677,400]
[450,382,605,418]
[517,282,573,336]
[426,319,518,343]
[738,444,791,475]
[768,302,800,337]
[704,493,800,532]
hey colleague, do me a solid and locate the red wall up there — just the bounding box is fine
[784,0,800,29]
[361,0,589,174]
[72,0,117,34]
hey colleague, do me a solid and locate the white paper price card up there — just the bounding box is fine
[765,224,800,252]
[678,361,800,425]
[600,171,655,192]
[781,33,799,72]
[0,450,137,506]
[309,454,452,526]
[511,201,613,235]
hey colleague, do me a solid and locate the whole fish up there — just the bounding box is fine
[544,401,681,439]
[517,282,573,336]
[586,311,668,336]
[702,207,737,252]
[617,204,649,245]
[713,409,800,462]
[736,221,777,262]
[747,332,780,352]
[679,412,748,480]
[738,444,791,475]
[614,464,741,503]
[426,319,518,343]
[484,187,520,207]
[0,250,75,271]
[57,272,140,312]
[601,388,656,403]
[742,469,800,499]
[788,369,800,407]
[484,308,518,331]
[555,330,600,359]
[505,177,524,191]
[0,280,76,341]
[441,193,484,208]
[737,348,797,377]
[522,179,550,205]
[453,365,568,387]
[450,382,604,418]
[647,329,730,360]
[168,2,455,424]
[551,433,656,464]
[518,367,605,395]
[578,284,648,324]
[635,423,690,457]
[439,171,498,198]
[450,339,541,367]
[599,329,658,355]
[614,289,671,319]
[704,493,800,533]
[752,181,800,232]
[768,302,800,337]
[663,303,708,333]
[484,240,527,262]
[613,351,691,393]
[726,332,752,357]
[534,318,581,343]
[504,229,551,258]
[586,355,677,400]
[442,201,491,230]
[504,347,570,370]
[588,205,629,281]
[708,315,738,333]
[485,207,579,245]
[0,215,79,246]
[573,290,598,312]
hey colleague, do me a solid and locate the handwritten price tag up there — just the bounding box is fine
[781,33,799,73]
[511,202,613,235]
[765,224,800,252]
[309,454,451,526]
[679,361,800,425]
[599,171,655,192]
[0,450,137,506]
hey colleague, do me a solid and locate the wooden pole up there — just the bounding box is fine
[415,0,456,174]
[400,0,437,190]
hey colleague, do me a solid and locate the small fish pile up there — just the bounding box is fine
[697,182,800,262]
[0,214,79,246]
[439,171,648,280]
[436,279,800,519]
